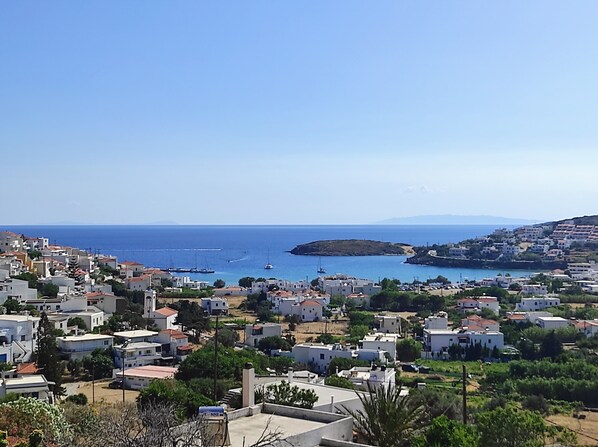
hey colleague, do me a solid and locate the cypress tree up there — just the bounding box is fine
[36,312,64,394]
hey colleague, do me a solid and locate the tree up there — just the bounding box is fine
[412,415,478,447]
[396,338,422,362]
[0,397,72,445]
[82,348,114,379]
[138,379,214,419]
[262,380,318,409]
[35,312,63,394]
[476,406,546,447]
[540,330,563,360]
[67,317,88,331]
[343,383,425,447]
[257,336,291,353]
[238,277,255,288]
[2,298,21,314]
[216,327,239,348]
[213,279,225,289]
[324,375,355,389]
[40,283,59,298]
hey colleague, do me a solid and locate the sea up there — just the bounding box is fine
[3,225,539,285]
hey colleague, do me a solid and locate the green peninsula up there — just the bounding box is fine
[290,239,411,256]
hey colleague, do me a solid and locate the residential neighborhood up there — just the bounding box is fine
[2,227,598,445]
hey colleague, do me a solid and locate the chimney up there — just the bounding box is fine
[242,362,255,408]
[287,367,293,384]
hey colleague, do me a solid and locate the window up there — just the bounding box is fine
[21,335,26,341]
[320,353,325,360]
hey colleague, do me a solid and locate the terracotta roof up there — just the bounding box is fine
[154,307,178,317]
[177,343,194,351]
[300,300,323,307]
[16,362,39,374]
[507,314,527,320]
[121,261,144,266]
[160,329,187,339]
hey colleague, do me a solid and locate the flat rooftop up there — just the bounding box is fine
[59,333,114,342]
[117,365,177,379]
[114,330,158,338]
[0,315,40,322]
[228,412,325,447]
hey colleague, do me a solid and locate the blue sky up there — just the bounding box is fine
[1,1,597,224]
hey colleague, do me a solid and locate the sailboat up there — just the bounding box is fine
[264,250,273,270]
[317,257,326,274]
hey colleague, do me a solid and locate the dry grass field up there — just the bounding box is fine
[75,379,140,403]
[547,412,598,445]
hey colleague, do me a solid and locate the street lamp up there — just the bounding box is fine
[119,339,131,403]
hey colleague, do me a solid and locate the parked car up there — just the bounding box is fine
[108,379,123,389]
[401,364,419,373]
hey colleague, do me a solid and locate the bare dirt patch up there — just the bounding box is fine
[282,319,349,344]
[75,379,140,403]
[547,412,598,445]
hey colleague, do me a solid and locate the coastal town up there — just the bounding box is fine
[2,222,598,445]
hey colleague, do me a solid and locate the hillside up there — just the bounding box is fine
[407,214,598,269]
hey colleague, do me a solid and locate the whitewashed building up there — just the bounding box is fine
[515,297,560,312]
[57,334,114,359]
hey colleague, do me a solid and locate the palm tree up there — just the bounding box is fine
[343,383,425,447]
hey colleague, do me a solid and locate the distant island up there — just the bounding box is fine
[406,214,598,270]
[376,214,540,225]
[290,239,411,256]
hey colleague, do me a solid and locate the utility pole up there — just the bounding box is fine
[213,314,219,402]
[462,364,467,424]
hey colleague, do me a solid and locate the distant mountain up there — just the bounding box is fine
[376,214,540,225]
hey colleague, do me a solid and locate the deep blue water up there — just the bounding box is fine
[3,225,538,284]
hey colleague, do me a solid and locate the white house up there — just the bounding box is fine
[200,297,229,315]
[0,277,38,305]
[0,314,41,363]
[360,333,399,361]
[424,312,449,330]
[515,297,560,312]
[448,246,469,258]
[62,307,105,331]
[0,371,52,402]
[568,263,597,280]
[114,341,163,368]
[535,316,569,330]
[336,365,396,391]
[113,329,159,344]
[56,333,114,360]
[0,232,24,252]
[116,365,178,390]
[422,327,504,359]
[157,329,192,361]
[457,297,500,315]
[460,315,500,332]
[521,284,549,296]
[291,343,354,374]
[120,261,145,278]
[375,315,401,334]
[126,275,152,291]
[296,300,323,322]
[151,307,179,330]
[245,323,282,348]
